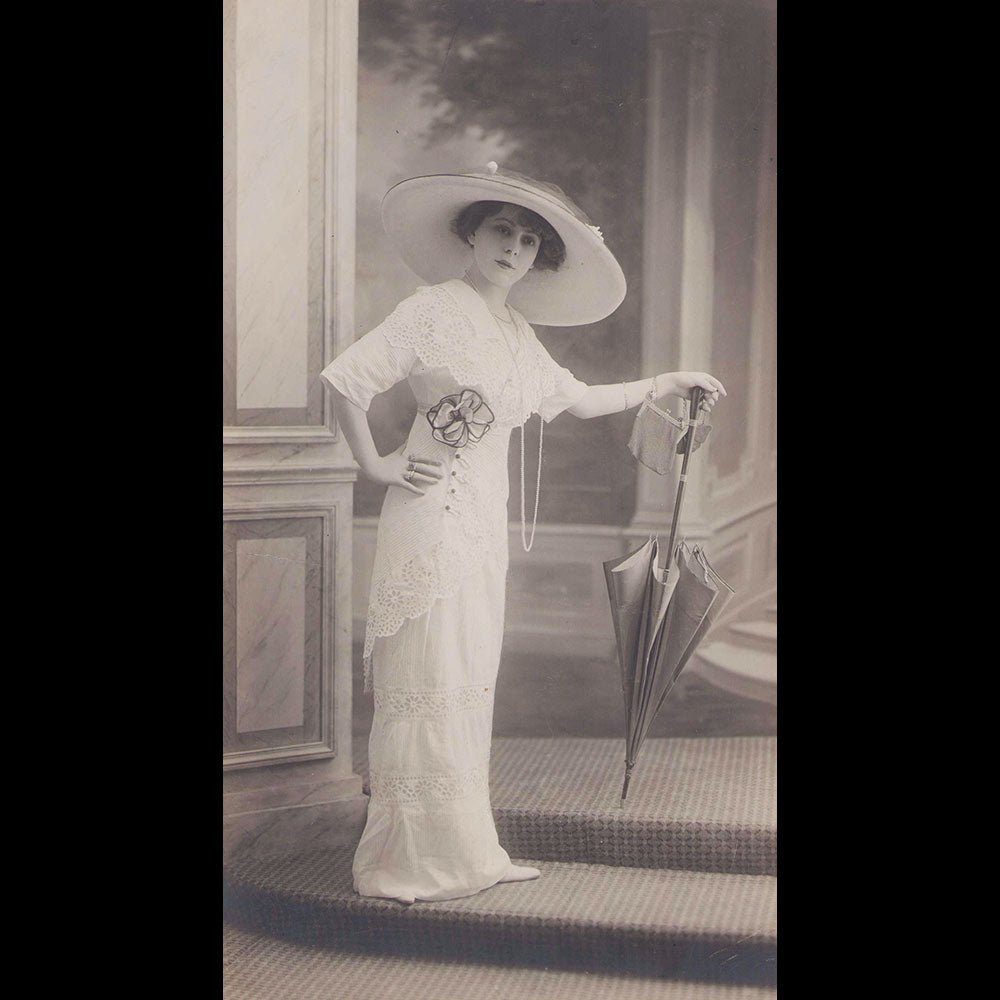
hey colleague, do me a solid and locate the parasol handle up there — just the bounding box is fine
[665,387,704,570]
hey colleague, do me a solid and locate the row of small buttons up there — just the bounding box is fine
[444,449,467,513]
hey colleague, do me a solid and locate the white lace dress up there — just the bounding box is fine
[320,278,587,902]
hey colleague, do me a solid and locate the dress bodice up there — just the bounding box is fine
[319,278,588,687]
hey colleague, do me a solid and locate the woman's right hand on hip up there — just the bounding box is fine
[364,448,443,496]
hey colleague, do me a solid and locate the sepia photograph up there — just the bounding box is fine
[223,0,777,995]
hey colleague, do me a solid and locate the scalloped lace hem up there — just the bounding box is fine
[362,539,506,692]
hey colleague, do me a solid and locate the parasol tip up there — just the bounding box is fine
[620,769,632,806]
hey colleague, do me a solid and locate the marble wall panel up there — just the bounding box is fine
[223,516,326,760]
[236,536,307,733]
[223,0,237,419]
[236,0,310,412]
[224,0,327,428]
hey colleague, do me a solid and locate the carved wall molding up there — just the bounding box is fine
[222,427,339,446]
[222,467,357,487]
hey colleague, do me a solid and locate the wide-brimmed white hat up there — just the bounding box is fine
[381,163,627,327]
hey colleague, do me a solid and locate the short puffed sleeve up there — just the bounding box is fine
[319,297,421,411]
[532,338,589,423]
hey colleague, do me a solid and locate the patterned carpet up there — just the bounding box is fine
[223,922,778,1000]
[224,737,778,992]
[353,736,777,874]
[224,846,776,984]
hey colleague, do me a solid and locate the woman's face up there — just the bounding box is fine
[467,204,542,289]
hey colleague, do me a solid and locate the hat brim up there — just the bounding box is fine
[381,173,627,327]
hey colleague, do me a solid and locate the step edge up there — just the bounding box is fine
[223,881,778,945]
[223,924,778,996]
[493,805,776,830]
[223,861,778,889]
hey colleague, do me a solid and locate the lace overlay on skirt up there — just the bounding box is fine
[352,563,513,902]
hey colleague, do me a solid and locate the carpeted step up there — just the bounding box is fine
[489,738,776,876]
[224,920,779,999]
[223,847,777,986]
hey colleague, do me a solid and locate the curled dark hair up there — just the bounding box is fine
[451,201,566,272]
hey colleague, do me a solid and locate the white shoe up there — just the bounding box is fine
[498,864,541,883]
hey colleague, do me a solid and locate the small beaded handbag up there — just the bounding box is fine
[627,387,711,475]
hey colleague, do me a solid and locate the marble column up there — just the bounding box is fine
[691,0,777,608]
[630,3,720,543]
[222,0,367,861]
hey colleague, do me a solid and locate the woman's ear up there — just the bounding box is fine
[467,232,476,246]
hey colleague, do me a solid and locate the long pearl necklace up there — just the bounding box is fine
[462,274,542,552]
[497,313,542,553]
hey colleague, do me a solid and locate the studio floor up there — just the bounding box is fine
[225,646,777,999]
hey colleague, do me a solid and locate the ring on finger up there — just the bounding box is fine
[406,461,415,472]
[403,469,414,482]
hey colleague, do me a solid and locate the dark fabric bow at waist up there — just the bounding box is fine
[426,389,495,448]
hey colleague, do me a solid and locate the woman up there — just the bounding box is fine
[320,164,726,905]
